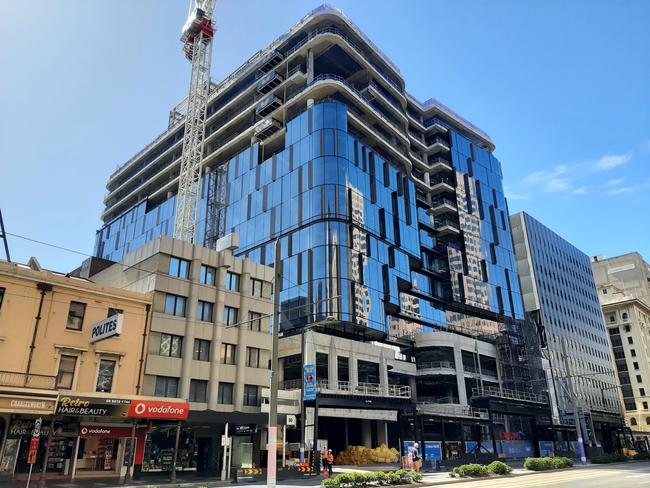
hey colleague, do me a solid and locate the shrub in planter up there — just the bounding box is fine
[386,472,402,485]
[487,460,512,475]
[524,457,554,471]
[553,457,574,468]
[591,453,628,464]
[333,473,355,486]
[322,479,339,488]
[453,463,490,477]
[372,472,388,484]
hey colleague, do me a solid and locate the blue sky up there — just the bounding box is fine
[1,0,648,271]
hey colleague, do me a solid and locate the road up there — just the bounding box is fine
[441,462,650,488]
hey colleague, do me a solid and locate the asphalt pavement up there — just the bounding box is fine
[1,462,649,488]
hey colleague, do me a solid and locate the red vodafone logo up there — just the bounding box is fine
[127,400,189,420]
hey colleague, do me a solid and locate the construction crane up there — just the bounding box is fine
[173,0,216,243]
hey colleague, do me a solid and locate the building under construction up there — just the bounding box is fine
[89,4,618,471]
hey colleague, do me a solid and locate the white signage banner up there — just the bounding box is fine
[90,314,123,343]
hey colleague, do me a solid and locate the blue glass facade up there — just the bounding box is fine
[447,132,524,320]
[95,102,527,342]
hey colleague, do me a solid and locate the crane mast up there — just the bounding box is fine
[174,0,216,243]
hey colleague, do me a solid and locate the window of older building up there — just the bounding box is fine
[56,355,77,389]
[622,313,629,320]
[107,308,123,318]
[625,324,631,332]
[200,265,216,285]
[95,359,116,393]
[246,347,260,368]
[160,334,182,358]
[221,343,236,364]
[189,380,207,403]
[66,301,86,330]
[637,375,643,383]
[226,272,240,292]
[165,294,186,317]
[631,418,638,426]
[193,339,210,361]
[0,287,5,310]
[244,385,259,406]
[169,257,190,279]
[197,300,214,322]
[628,337,634,345]
[251,278,265,297]
[248,311,262,331]
[218,382,233,404]
[154,376,179,398]
[224,306,239,326]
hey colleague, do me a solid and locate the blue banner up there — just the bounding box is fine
[539,441,555,457]
[303,364,316,401]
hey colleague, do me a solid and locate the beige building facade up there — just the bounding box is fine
[599,287,650,448]
[0,259,189,480]
[87,235,274,474]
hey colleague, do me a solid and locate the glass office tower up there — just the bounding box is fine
[94,5,550,460]
[511,212,622,453]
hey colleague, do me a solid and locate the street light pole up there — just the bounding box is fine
[561,339,587,464]
[266,239,282,488]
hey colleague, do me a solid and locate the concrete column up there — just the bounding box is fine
[349,350,358,390]
[328,337,338,387]
[409,376,418,402]
[379,350,389,396]
[454,347,468,405]
[361,420,372,448]
[234,262,253,410]
[377,420,388,446]
[307,49,314,84]
[180,251,202,399]
[208,257,229,409]
[304,329,316,366]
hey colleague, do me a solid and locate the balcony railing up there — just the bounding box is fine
[431,198,457,209]
[280,379,302,390]
[285,27,403,94]
[463,365,499,379]
[430,176,454,187]
[418,402,489,420]
[426,136,450,150]
[0,371,57,390]
[471,386,547,404]
[434,218,460,231]
[316,380,411,399]
[416,361,455,371]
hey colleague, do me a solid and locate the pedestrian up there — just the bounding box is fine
[412,443,421,473]
[326,449,335,477]
[321,449,329,477]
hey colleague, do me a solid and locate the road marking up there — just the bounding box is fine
[628,473,650,478]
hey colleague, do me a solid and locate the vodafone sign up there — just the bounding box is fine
[128,400,189,420]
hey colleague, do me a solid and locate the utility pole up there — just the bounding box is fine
[560,338,587,464]
[0,208,10,262]
[266,239,282,488]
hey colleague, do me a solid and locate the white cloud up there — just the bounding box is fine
[605,179,650,196]
[607,178,625,186]
[506,192,531,201]
[572,187,588,195]
[546,178,571,192]
[594,154,631,171]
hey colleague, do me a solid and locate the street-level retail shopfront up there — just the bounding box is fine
[0,393,189,480]
[0,390,60,478]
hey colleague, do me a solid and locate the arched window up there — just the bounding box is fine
[622,313,629,320]
[631,418,637,426]
[609,316,616,323]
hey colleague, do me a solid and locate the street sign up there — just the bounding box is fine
[286,414,297,427]
[303,364,316,401]
[32,418,42,438]
[27,437,39,465]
